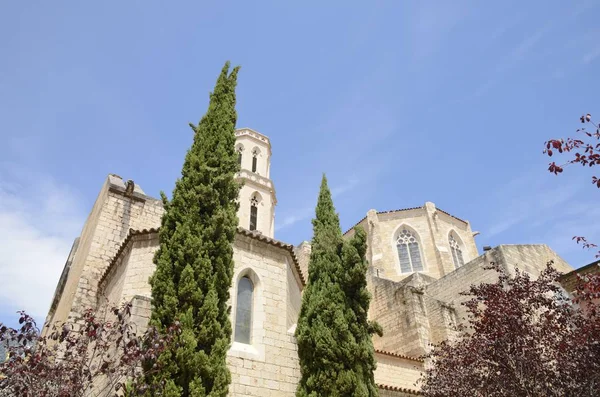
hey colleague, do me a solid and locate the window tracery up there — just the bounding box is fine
[449,233,465,268]
[396,229,424,273]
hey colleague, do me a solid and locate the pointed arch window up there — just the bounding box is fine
[396,229,423,273]
[237,147,243,167]
[249,196,258,231]
[251,149,259,173]
[234,276,254,344]
[449,233,465,268]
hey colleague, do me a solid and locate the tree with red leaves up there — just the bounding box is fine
[0,303,179,397]
[544,113,600,257]
[420,262,600,397]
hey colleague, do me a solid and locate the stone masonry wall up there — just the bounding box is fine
[370,273,441,358]
[425,244,573,344]
[371,276,417,355]
[120,234,159,301]
[374,353,423,393]
[45,175,164,331]
[286,262,302,331]
[228,233,302,396]
[98,232,159,309]
[293,241,311,283]
[95,231,304,396]
[69,179,163,322]
[43,178,109,332]
[99,242,133,308]
[373,204,477,283]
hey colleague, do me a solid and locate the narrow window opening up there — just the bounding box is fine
[251,148,259,173]
[449,234,465,268]
[250,196,258,231]
[234,276,254,344]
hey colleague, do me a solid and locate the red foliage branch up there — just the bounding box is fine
[420,262,600,397]
[0,303,180,397]
[544,113,600,258]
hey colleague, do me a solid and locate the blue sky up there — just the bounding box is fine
[1,1,600,324]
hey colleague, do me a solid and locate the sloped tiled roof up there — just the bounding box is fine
[377,383,422,395]
[236,227,305,286]
[343,205,467,236]
[375,349,425,363]
[99,226,306,290]
[98,228,159,288]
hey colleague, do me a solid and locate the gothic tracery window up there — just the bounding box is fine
[396,229,424,273]
[249,196,258,231]
[449,233,465,268]
[234,276,253,344]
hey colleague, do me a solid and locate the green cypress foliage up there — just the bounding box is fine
[146,62,241,397]
[295,175,382,397]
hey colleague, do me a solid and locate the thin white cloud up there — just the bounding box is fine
[331,178,359,198]
[276,207,314,232]
[0,165,85,321]
[582,46,600,64]
[472,26,550,98]
[471,2,596,98]
[482,169,599,266]
[275,178,360,232]
[486,172,578,237]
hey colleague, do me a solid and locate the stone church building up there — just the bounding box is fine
[43,128,574,396]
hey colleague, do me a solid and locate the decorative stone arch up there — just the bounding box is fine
[448,230,466,269]
[390,223,426,274]
[250,191,263,204]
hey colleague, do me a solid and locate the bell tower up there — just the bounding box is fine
[235,128,276,238]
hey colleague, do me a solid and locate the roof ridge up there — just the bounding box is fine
[376,383,422,395]
[236,227,305,286]
[375,349,425,363]
[343,205,468,236]
[98,228,159,288]
[99,227,306,292]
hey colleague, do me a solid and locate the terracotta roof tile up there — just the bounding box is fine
[377,383,422,395]
[99,227,306,291]
[343,207,421,236]
[375,349,425,363]
[435,207,468,224]
[236,227,305,286]
[343,205,468,235]
[98,228,159,288]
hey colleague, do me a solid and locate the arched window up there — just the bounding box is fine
[449,233,465,268]
[249,195,258,231]
[234,276,254,344]
[237,146,243,167]
[396,229,423,273]
[251,148,259,173]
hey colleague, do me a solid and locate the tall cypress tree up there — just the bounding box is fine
[295,175,381,397]
[146,62,241,397]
